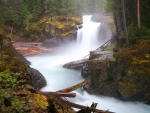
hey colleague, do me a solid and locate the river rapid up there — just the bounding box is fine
[26,15,150,113]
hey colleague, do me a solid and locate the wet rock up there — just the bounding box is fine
[42,37,59,47]
[82,40,150,103]
[81,65,88,78]
[27,68,47,90]
[63,59,88,70]
[25,84,37,93]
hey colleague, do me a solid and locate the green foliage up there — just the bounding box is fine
[0,72,25,113]
[111,0,150,45]
[0,72,23,88]
[105,0,112,12]
[128,23,150,42]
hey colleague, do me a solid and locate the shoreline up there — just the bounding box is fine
[12,41,58,56]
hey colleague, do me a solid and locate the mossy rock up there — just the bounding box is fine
[28,94,48,111]
[61,30,73,37]
[118,82,143,99]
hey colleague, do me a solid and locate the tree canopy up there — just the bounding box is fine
[0,0,107,31]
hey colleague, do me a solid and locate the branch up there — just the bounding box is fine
[64,100,114,113]
[56,78,91,93]
[38,91,76,98]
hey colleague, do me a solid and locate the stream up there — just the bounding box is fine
[26,15,150,113]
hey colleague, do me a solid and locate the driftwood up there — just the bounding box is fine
[57,78,91,93]
[64,100,114,113]
[39,91,76,98]
[24,80,113,112]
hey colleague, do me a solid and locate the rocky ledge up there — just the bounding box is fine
[81,40,150,104]
[63,58,88,70]
[0,36,47,90]
[12,42,57,56]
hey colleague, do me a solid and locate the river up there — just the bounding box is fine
[26,15,150,113]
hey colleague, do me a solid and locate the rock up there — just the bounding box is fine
[82,40,150,103]
[63,59,88,70]
[1,37,47,91]
[25,84,37,93]
[12,42,53,56]
[42,37,59,47]
[81,65,88,78]
[113,46,119,52]
[75,25,83,30]
[82,50,118,96]
[27,68,47,90]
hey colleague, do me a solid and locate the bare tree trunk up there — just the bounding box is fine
[64,100,114,113]
[39,92,76,98]
[112,0,119,35]
[10,27,13,39]
[121,0,129,47]
[56,78,91,93]
[137,0,140,29]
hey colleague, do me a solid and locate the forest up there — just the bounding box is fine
[0,0,106,29]
[0,0,150,113]
[0,0,150,44]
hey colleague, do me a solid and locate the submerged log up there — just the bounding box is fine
[57,78,91,93]
[64,100,114,113]
[38,92,76,98]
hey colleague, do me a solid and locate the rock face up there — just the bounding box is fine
[63,59,88,70]
[0,35,46,90]
[40,17,82,47]
[0,34,75,113]
[81,40,150,103]
[27,68,46,90]
[12,42,53,56]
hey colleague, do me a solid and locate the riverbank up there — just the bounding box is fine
[12,41,57,56]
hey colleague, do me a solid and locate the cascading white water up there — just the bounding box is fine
[77,15,102,50]
[26,15,150,113]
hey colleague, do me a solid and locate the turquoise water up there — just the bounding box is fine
[26,15,150,113]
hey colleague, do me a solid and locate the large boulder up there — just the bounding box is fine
[63,58,88,70]
[82,50,118,96]
[27,68,46,90]
[81,40,150,103]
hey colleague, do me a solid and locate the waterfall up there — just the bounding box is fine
[77,15,110,52]
[26,15,150,113]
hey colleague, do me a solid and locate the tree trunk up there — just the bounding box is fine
[39,92,76,98]
[56,78,91,93]
[137,0,140,29]
[10,27,13,39]
[112,0,119,35]
[64,100,114,113]
[121,0,129,47]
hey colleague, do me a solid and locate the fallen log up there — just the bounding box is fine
[38,91,76,98]
[64,100,114,113]
[57,78,91,93]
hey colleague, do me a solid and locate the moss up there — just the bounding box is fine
[72,17,83,24]
[56,22,66,29]
[61,30,73,37]
[0,61,6,72]
[118,82,142,98]
[69,22,76,27]
[89,52,101,60]
[29,94,48,110]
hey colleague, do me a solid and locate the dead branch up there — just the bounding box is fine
[38,91,76,98]
[56,78,91,93]
[64,100,114,113]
